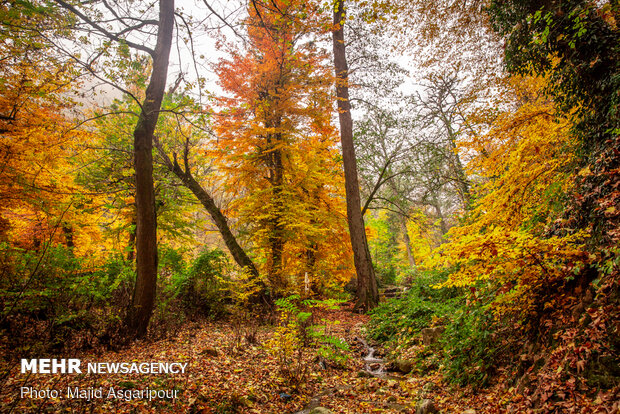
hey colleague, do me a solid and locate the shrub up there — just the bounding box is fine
[0,243,133,354]
[167,248,230,317]
[265,295,349,385]
[440,301,504,388]
[367,269,462,347]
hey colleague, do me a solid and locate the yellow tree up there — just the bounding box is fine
[429,76,586,320]
[0,2,104,255]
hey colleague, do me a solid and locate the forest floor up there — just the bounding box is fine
[2,304,532,413]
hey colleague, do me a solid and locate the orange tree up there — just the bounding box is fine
[211,0,352,295]
[0,1,103,255]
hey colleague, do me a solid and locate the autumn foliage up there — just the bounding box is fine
[211,0,352,295]
[0,0,618,413]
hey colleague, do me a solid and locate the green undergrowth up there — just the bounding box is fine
[367,269,505,388]
[367,269,462,347]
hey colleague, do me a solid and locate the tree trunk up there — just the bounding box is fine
[400,218,416,267]
[443,118,471,207]
[126,0,174,338]
[432,195,449,237]
[163,154,260,279]
[268,132,285,290]
[332,0,378,311]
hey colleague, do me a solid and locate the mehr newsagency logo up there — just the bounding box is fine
[19,358,187,401]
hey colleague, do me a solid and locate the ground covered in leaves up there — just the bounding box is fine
[1,304,614,413]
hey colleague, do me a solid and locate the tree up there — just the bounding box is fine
[47,0,176,337]
[125,0,174,337]
[155,132,261,281]
[332,0,378,310]
[417,71,476,208]
[431,75,583,319]
[0,2,106,252]
[76,91,201,261]
[487,0,620,244]
[210,0,352,295]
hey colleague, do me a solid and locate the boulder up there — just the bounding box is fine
[415,399,439,414]
[421,327,445,346]
[394,358,413,374]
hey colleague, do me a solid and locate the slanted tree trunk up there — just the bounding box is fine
[157,147,259,278]
[126,0,174,338]
[154,139,269,304]
[332,0,378,311]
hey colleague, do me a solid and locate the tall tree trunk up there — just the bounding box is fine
[268,134,285,291]
[432,195,449,237]
[442,118,471,207]
[126,0,174,338]
[62,224,74,248]
[332,0,378,311]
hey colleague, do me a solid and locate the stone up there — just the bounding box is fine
[200,347,218,357]
[395,359,413,374]
[415,399,439,414]
[421,327,445,346]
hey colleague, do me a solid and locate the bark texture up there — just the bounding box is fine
[126,0,174,338]
[332,0,378,311]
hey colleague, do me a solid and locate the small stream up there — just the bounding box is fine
[356,336,387,376]
[293,335,404,413]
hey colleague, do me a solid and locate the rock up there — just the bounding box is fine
[308,408,334,414]
[200,347,218,357]
[421,327,445,346]
[415,399,439,414]
[395,359,413,374]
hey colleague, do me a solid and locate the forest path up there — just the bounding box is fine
[2,304,487,413]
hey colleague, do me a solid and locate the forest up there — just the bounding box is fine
[0,0,618,412]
